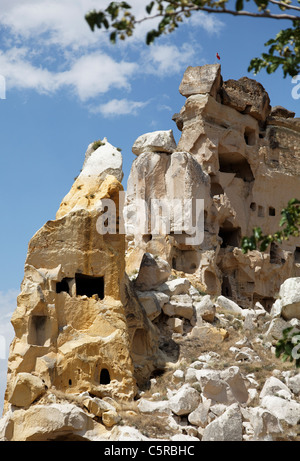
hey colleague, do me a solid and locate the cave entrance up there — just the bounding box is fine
[75,273,104,299]
[218,152,254,182]
[221,276,232,298]
[294,247,300,263]
[56,277,72,294]
[219,222,241,248]
[100,368,111,385]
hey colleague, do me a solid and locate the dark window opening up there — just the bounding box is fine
[69,379,72,386]
[100,368,111,385]
[219,152,254,182]
[269,207,276,216]
[244,127,256,146]
[56,277,72,294]
[75,273,104,299]
[294,247,300,263]
[221,276,232,298]
[253,294,275,312]
[142,234,152,243]
[219,222,241,248]
[258,206,265,217]
[172,257,177,270]
[211,182,224,197]
[250,202,256,211]
[29,315,48,346]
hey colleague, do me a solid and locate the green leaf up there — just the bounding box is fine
[236,0,244,11]
[146,1,155,14]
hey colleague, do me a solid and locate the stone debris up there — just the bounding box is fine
[1,64,300,441]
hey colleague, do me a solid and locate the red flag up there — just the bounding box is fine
[216,53,220,60]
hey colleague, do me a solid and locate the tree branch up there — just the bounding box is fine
[134,5,300,24]
[268,0,300,12]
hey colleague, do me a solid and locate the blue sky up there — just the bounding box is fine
[0,0,299,408]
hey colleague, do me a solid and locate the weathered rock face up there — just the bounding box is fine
[2,64,300,442]
[126,64,300,310]
[2,139,161,427]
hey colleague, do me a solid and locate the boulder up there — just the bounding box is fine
[1,403,105,441]
[188,399,211,427]
[102,410,121,427]
[9,373,46,408]
[220,366,249,404]
[194,295,215,323]
[179,64,222,99]
[202,403,243,441]
[248,408,282,440]
[196,370,228,403]
[216,296,243,316]
[137,398,171,414]
[162,294,194,320]
[134,253,171,291]
[221,77,271,121]
[264,317,291,342]
[286,373,300,395]
[270,106,295,119]
[168,384,201,416]
[260,396,300,426]
[136,290,169,320]
[156,278,191,297]
[277,277,300,320]
[188,325,228,344]
[167,317,184,334]
[132,130,176,155]
[259,376,292,401]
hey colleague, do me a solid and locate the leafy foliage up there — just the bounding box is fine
[241,199,300,253]
[85,0,300,76]
[275,327,300,367]
[249,22,300,78]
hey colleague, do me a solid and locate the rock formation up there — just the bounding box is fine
[1,65,300,441]
[126,64,300,311]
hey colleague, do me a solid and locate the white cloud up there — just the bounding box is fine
[0,289,17,349]
[94,98,150,117]
[60,53,138,101]
[143,42,197,76]
[1,0,104,49]
[0,48,138,100]
[187,11,225,35]
[0,1,224,108]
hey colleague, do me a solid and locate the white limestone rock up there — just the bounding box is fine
[132,130,176,155]
[156,278,191,297]
[260,395,300,426]
[179,64,222,99]
[168,384,201,416]
[162,294,194,320]
[134,253,171,291]
[259,376,293,400]
[81,138,123,182]
[276,277,300,320]
[194,295,215,324]
[248,408,282,440]
[285,373,300,395]
[188,399,211,427]
[202,403,243,441]
[216,296,243,316]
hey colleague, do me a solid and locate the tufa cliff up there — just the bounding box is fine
[0,64,300,441]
